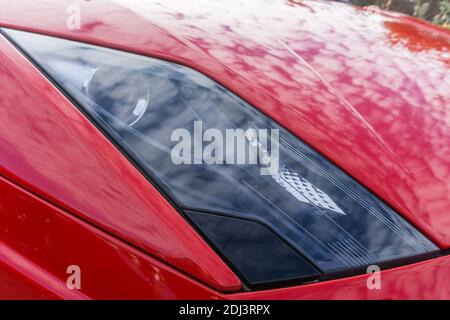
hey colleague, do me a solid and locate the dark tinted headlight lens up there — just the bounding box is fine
[5,28,438,288]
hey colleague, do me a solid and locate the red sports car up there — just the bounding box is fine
[0,0,448,299]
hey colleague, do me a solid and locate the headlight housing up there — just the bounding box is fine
[4,28,438,288]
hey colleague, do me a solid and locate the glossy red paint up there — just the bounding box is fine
[0,174,220,299]
[0,0,448,299]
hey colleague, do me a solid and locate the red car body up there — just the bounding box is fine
[0,0,448,299]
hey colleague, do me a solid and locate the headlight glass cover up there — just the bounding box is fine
[5,28,438,288]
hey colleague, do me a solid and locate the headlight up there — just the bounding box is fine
[4,28,438,288]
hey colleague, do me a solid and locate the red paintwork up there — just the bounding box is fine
[0,0,448,299]
[0,174,220,299]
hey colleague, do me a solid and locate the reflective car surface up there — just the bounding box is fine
[0,0,448,299]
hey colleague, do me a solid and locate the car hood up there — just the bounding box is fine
[1,0,449,247]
